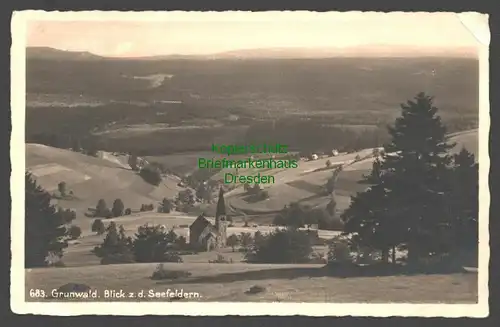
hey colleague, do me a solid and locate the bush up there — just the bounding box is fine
[245,285,266,295]
[140,204,154,212]
[132,224,179,262]
[112,199,125,217]
[161,198,174,213]
[45,252,65,267]
[240,232,253,248]
[245,228,312,263]
[68,225,82,240]
[151,263,191,280]
[327,236,353,263]
[95,199,108,218]
[94,222,135,264]
[58,181,67,197]
[57,208,77,224]
[175,235,187,248]
[124,208,132,215]
[163,252,183,263]
[91,219,106,235]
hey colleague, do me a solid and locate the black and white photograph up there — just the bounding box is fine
[10,11,489,317]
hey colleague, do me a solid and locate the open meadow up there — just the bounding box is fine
[26,262,477,303]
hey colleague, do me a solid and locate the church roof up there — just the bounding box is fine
[189,214,212,233]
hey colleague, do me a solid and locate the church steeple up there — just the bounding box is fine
[216,187,226,218]
[215,187,227,247]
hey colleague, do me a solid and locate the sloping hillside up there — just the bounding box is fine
[218,129,479,215]
[26,144,184,224]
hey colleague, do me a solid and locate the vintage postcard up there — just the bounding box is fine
[11,11,489,317]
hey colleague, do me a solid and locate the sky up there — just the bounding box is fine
[25,11,484,57]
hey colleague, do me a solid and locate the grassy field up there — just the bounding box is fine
[25,262,478,303]
[26,144,186,226]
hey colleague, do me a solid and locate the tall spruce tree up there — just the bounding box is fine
[342,93,455,264]
[383,93,455,262]
[25,171,69,267]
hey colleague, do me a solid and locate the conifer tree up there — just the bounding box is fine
[25,171,69,267]
[342,93,455,264]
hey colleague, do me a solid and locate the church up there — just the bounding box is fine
[188,187,228,251]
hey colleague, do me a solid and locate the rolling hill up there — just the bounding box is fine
[26,47,104,61]
[213,129,479,215]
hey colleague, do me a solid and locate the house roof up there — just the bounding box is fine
[190,214,212,232]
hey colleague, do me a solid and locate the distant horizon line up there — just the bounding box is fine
[26,45,478,60]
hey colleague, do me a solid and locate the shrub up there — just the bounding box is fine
[57,208,77,224]
[226,234,240,251]
[245,228,312,263]
[132,224,179,263]
[140,166,162,186]
[91,219,106,235]
[68,225,82,240]
[94,222,135,264]
[58,181,67,197]
[327,236,353,263]
[240,232,253,248]
[151,263,192,280]
[161,198,174,213]
[124,208,132,215]
[163,252,183,263]
[45,252,65,267]
[95,199,108,217]
[253,230,267,246]
[112,199,125,217]
[245,285,266,294]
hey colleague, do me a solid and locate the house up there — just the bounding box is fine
[188,214,219,251]
[188,187,228,251]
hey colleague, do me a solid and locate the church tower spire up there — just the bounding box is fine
[215,187,227,247]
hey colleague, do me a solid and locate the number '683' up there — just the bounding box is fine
[29,289,46,298]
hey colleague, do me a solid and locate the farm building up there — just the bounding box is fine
[189,187,228,251]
